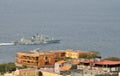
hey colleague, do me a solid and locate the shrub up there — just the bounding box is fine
[103,57,120,61]
[0,62,16,74]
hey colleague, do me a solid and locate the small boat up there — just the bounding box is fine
[0,42,15,46]
[13,34,60,45]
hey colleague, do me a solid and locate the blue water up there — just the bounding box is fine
[0,0,120,63]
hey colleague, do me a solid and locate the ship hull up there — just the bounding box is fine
[13,34,60,45]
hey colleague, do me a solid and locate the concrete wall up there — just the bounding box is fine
[54,63,60,73]
[41,71,62,76]
[65,51,79,59]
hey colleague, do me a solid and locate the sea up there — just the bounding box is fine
[0,0,120,63]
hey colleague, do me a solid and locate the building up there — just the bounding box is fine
[16,50,66,68]
[47,50,66,62]
[38,52,56,68]
[54,60,67,74]
[71,61,80,69]
[95,60,120,72]
[65,50,79,59]
[16,49,95,69]
[16,51,39,67]
[60,65,71,75]
[65,49,93,59]
[53,50,66,61]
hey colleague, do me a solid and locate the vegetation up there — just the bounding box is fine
[79,50,101,59]
[0,62,16,74]
[65,57,72,60]
[90,50,101,58]
[79,54,88,59]
[103,57,120,61]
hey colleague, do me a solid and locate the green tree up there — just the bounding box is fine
[104,57,120,61]
[79,54,88,59]
[0,62,16,74]
[90,50,101,58]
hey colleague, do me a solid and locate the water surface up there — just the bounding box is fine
[0,0,120,63]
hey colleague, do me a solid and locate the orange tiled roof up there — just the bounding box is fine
[56,60,66,64]
[71,61,80,65]
[60,66,71,71]
[95,60,120,65]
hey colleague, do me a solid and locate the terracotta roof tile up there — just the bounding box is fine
[95,60,120,65]
[71,61,80,65]
[60,66,71,71]
[80,60,91,63]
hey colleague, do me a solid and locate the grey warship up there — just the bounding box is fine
[14,34,60,45]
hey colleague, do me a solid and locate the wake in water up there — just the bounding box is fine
[0,43,15,46]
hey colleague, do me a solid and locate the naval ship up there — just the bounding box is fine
[13,34,60,45]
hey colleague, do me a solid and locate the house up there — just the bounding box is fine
[71,61,80,69]
[38,52,56,68]
[16,51,39,67]
[65,50,93,59]
[95,60,120,72]
[65,50,79,59]
[60,65,71,75]
[54,60,67,74]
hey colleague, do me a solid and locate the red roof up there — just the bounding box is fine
[95,60,120,65]
[80,60,91,63]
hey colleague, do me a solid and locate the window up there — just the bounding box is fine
[61,53,65,57]
[45,62,49,65]
[45,56,48,60]
[36,57,38,60]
